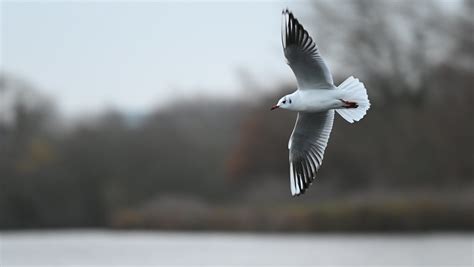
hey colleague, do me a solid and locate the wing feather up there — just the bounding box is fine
[288,111,334,196]
[282,9,334,89]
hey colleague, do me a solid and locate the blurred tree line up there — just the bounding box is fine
[0,75,247,228]
[0,0,472,230]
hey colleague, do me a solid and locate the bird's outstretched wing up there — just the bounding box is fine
[282,9,334,89]
[288,111,334,196]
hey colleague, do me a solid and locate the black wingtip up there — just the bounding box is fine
[292,190,306,197]
[282,8,293,16]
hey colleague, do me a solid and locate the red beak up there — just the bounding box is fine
[270,105,279,111]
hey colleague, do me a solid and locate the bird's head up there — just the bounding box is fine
[271,95,293,110]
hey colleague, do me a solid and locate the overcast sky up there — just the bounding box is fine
[1,0,460,116]
[1,1,320,115]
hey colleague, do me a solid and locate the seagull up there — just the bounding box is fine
[272,9,370,196]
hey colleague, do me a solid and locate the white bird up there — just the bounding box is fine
[272,9,370,196]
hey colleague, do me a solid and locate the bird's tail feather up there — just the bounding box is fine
[336,76,370,123]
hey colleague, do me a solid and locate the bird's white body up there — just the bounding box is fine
[284,89,345,112]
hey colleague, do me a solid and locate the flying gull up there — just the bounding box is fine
[272,9,370,196]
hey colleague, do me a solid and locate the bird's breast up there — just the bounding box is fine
[295,90,343,112]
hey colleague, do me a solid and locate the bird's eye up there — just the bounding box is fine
[282,100,286,104]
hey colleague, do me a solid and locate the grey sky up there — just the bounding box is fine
[1,1,460,116]
[2,1,316,115]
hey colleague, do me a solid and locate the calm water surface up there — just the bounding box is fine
[0,231,472,266]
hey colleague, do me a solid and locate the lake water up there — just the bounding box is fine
[0,231,472,266]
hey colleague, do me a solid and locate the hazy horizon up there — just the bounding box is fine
[2,1,317,116]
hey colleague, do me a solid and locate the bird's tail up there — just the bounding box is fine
[336,76,370,123]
